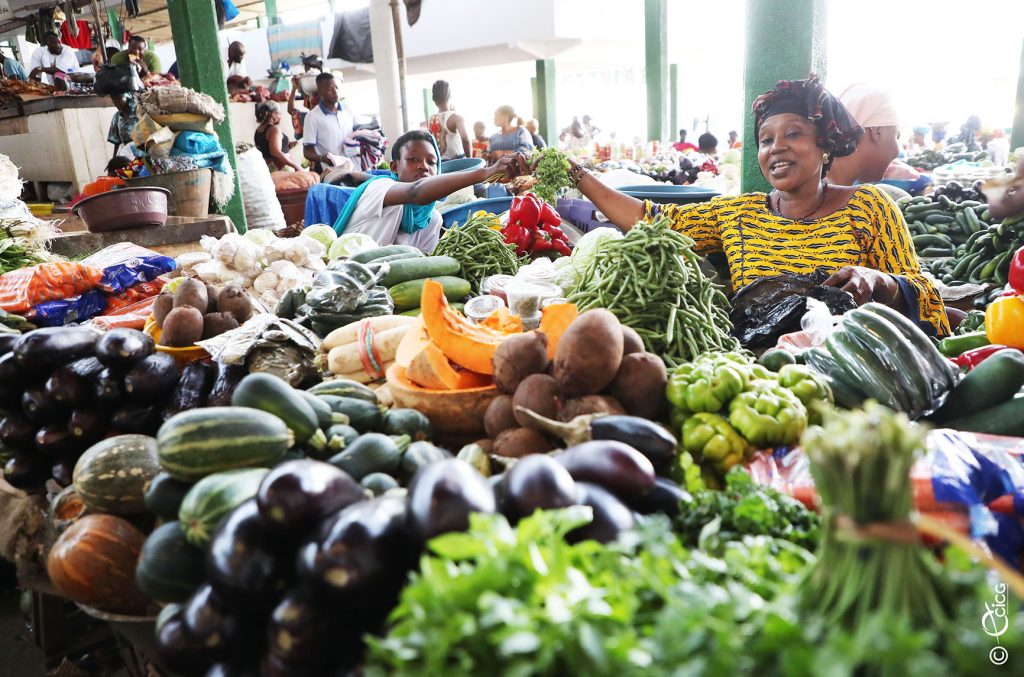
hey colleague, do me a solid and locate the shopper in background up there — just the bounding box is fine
[987,129,1010,167]
[905,126,929,156]
[827,83,900,186]
[561,118,593,154]
[471,121,489,159]
[28,31,77,88]
[951,115,982,152]
[227,41,248,78]
[487,105,533,159]
[526,118,547,149]
[727,130,742,149]
[255,101,303,172]
[428,80,470,160]
[302,72,355,172]
[107,92,138,159]
[109,36,162,77]
[698,132,719,156]
[582,114,600,141]
[673,129,698,152]
[1,48,26,80]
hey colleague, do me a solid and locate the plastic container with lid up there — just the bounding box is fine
[520,313,542,331]
[541,296,570,309]
[505,281,546,319]
[516,259,558,286]
[481,274,514,303]
[464,294,506,323]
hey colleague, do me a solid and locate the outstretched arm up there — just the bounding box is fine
[384,156,518,207]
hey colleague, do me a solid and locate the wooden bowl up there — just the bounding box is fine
[143,316,209,366]
[386,364,497,438]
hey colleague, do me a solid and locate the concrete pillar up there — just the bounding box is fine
[422,88,431,127]
[1012,37,1024,150]
[167,0,247,233]
[669,63,679,142]
[742,0,828,193]
[535,60,556,146]
[368,0,404,142]
[644,0,667,142]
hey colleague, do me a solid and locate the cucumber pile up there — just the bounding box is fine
[355,245,472,315]
[897,194,994,258]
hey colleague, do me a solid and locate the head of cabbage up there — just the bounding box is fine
[328,232,378,261]
[303,224,337,251]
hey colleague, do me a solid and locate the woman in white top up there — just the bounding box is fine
[330,130,519,252]
[428,80,470,160]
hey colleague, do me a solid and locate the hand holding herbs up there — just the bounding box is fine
[532,147,572,205]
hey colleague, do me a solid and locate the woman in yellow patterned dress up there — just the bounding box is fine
[556,77,949,336]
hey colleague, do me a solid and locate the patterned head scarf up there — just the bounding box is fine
[752,75,863,160]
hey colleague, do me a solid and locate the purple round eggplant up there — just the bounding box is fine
[566,482,635,544]
[407,458,495,542]
[256,459,365,532]
[503,454,578,519]
[206,500,291,608]
[95,328,154,371]
[554,440,656,501]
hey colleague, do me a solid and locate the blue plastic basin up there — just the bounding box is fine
[440,197,512,229]
[441,158,486,173]
[618,184,720,205]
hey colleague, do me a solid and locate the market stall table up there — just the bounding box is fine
[45,213,234,259]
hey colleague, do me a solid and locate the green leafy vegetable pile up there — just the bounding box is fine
[532,147,572,205]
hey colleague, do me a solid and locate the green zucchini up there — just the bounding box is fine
[321,396,383,432]
[934,350,1024,423]
[232,373,327,451]
[308,379,379,404]
[800,348,864,409]
[157,407,291,482]
[327,433,409,480]
[381,256,461,287]
[860,303,958,394]
[944,395,1024,437]
[826,331,907,411]
[178,467,269,546]
[374,251,424,264]
[135,521,206,604]
[389,276,472,312]
[144,472,194,521]
[351,245,422,264]
[843,310,932,415]
[381,408,434,441]
[296,390,348,428]
[400,303,465,317]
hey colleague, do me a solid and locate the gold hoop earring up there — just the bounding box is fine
[822,153,830,163]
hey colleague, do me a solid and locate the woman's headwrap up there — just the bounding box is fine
[752,75,863,159]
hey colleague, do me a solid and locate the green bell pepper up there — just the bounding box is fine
[667,354,750,414]
[777,364,833,425]
[681,413,749,471]
[728,382,808,448]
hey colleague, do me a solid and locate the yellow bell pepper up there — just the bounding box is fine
[985,295,1024,349]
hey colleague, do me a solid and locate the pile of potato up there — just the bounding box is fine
[483,309,669,457]
[152,279,254,348]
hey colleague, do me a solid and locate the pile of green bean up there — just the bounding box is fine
[433,212,521,294]
[568,216,739,366]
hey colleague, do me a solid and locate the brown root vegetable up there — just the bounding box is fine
[559,396,625,422]
[513,374,561,431]
[202,312,240,340]
[492,427,551,458]
[621,325,645,356]
[553,309,624,397]
[152,294,174,328]
[484,395,518,438]
[473,439,494,455]
[217,285,253,324]
[160,307,204,347]
[204,284,220,312]
[492,331,549,394]
[172,278,208,312]
[610,352,668,420]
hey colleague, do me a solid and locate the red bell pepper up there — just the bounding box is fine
[1009,246,1024,295]
[503,224,531,256]
[552,238,571,257]
[530,230,554,253]
[539,201,561,227]
[542,222,567,242]
[510,193,542,228]
[952,344,1011,370]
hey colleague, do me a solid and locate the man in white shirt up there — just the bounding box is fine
[29,32,78,88]
[302,73,355,171]
[226,41,247,78]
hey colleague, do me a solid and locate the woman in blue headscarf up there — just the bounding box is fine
[332,130,519,252]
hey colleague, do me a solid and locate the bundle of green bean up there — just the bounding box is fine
[568,216,739,367]
[433,211,521,294]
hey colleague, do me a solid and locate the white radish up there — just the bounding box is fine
[322,315,419,350]
[327,325,411,375]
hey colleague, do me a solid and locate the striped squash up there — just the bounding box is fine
[73,435,161,515]
[178,468,269,547]
[46,514,150,615]
[156,407,291,482]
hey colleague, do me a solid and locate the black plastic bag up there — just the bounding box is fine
[728,268,858,348]
[94,65,139,96]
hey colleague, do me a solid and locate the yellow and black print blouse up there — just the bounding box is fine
[645,184,950,335]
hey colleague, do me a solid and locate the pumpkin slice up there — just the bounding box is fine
[481,307,523,333]
[395,319,431,368]
[421,279,511,375]
[407,341,493,390]
[538,303,579,360]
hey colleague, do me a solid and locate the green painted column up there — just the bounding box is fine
[422,88,431,126]
[1012,37,1024,150]
[644,0,667,142]
[535,60,556,147]
[742,0,828,193]
[265,0,279,24]
[669,63,679,142]
[168,0,247,232]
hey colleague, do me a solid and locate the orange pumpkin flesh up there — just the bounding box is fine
[46,513,150,615]
[421,279,510,375]
[481,307,523,333]
[538,303,579,360]
[395,319,431,368]
[407,341,493,390]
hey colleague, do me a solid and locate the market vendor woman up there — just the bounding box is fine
[332,130,519,252]
[555,76,949,336]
